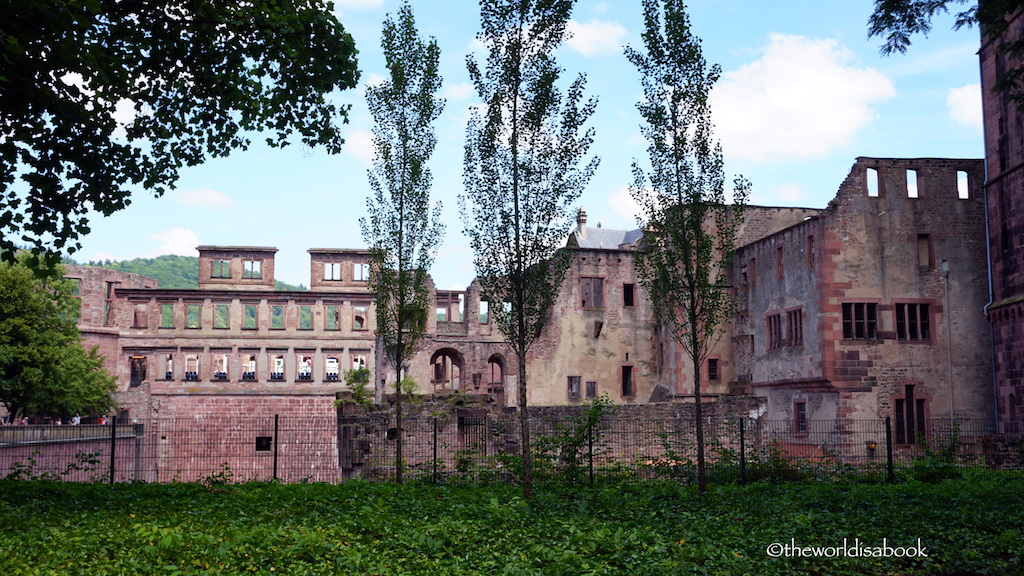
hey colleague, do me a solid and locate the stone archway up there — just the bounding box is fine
[430,348,465,392]
[486,353,506,394]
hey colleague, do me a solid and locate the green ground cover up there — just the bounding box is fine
[0,474,1022,575]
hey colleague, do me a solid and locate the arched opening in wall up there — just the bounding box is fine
[486,354,506,394]
[430,348,464,392]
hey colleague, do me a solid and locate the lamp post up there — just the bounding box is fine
[941,260,954,429]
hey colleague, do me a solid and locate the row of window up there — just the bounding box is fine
[767,309,804,349]
[567,365,640,400]
[766,303,931,349]
[580,278,635,309]
[130,352,369,386]
[136,302,369,332]
[792,385,926,444]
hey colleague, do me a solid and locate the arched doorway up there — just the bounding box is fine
[486,354,505,393]
[430,348,464,392]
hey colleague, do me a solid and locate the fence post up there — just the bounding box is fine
[739,418,746,485]
[885,416,895,484]
[588,423,594,487]
[108,416,117,484]
[432,417,438,484]
[272,414,279,482]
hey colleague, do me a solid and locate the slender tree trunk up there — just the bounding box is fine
[518,348,531,499]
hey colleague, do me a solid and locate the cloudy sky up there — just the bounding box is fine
[77,0,984,289]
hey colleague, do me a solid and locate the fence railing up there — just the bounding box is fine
[0,416,1020,484]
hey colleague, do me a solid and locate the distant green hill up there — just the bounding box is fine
[83,255,307,291]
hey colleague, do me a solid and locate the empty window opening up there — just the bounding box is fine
[214,304,229,329]
[896,303,931,341]
[708,358,720,382]
[271,305,284,330]
[255,437,272,452]
[767,314,783,349]
[212,259,231,278]
[917,234,932,268]
[621,366,634,397]
[297,355,313,381]
[431,351,462,391]
[69,278,81,297]
[776,247,784,278]
[581,277,604,308]
[242,354,257,381]
[623,283,635,307]
[354,263,370,282]
[487,356,504,391]
[895,384,927,444]
[132,303,148,328]
[352,354,368,371]
[103,282,115,326]
[353,306,367,330]
[270,355,285,381]
[326,306,340,330]
[806,235,815,268]
[842,303,878,340]
[957,171,970,199]
[214,354,228,380]
[186,304,200,329]
[243,260,262,279]
[184,354,200,381]
[243,304,257,330]
[795,402,808,434]
[787,309,804,346]
[479,301,489,324]
[866,167,880,197]
[324,262,342,281]
[163,354,174,380]
[568,376,581,400]
[586,381,597,398]
[907,169,919,198]
[129,356,147,388]
[299,305,312,330]
[325,357,340,381]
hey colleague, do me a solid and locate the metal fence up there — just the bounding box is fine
[1,415,1020,484]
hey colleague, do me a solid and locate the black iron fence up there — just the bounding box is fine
[1,415,1021,484]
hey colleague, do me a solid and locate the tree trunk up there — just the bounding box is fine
[518,351,532,499]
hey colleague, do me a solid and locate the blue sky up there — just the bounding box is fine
[77,0,984,289]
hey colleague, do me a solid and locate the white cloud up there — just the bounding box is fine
[711,34,896,162]
[774,183,805,203]
[365,73,388,88]
[175,188,234,209]
[149,228,199,257]
[444,82,476,101]
[947,83,983,130]
[607,185,643,224]
[345,129,375,164]
[566,19,627,57]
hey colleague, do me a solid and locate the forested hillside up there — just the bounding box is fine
[80,255,307,291]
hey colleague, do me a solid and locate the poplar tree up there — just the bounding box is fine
[461,0,598,498]
[360,2,444,485]
[625,0,750,493]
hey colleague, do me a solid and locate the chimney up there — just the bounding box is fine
[577,207,587,239]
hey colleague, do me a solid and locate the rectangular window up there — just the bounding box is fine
[917,234,932,268]
[129,356,147,387]
[325,356,340,381]
[184,354,200,381]
[479,301,489,324]
[353,306,367,330]
[214,304,229,329]
[241,354,257,381]
[326,306,340,330]
[270,355,285,381]
[896,303,931,341]
[299,305,312,330]
[297,354,313,381]
[895,385,927,444]
[160,303,175,328]
[162,353,174,380]
[842,303,878,340]
[907,169,919,198]
[103,281,115,326]
[708,359,720,382]
[436,306,448,322]
[132,303,148,329]
[271,305,284,330]
[776,247,784,278]
[621,366,634,397]
[567,376,581,400]
[243,260,262,279]
[957,170,970,199]
[581,277,604,308]
[586,381,597,398]
[243,304,257,330]
[186,304,201,329]
[795,402,808,434]
[68,278,81,297]
[212,259,231,278]
[867,167,880,197]
[354,263,370,281]
[806,235,815,268]
[214,353,229,380]
[767,313,783,349]
[324,262,342,281]
[623,283,635,307]
[787,309,804,346]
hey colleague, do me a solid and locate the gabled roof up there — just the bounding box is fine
[569,227,643,250]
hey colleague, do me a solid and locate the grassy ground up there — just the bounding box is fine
[1,473,1022,575]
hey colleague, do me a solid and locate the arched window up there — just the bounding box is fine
[430,349,464,392]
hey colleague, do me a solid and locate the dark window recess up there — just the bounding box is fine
[621,366,634,397]
[895,385,927,444]
[896,303,931,341]
[129,356,146,388]
[795,402,808,434]
[842,303,878,340]
[623,283,635,307]
[707,359,720,382]
[568,376,581,399]
[787,309,804,346]
[581,277,604,308]
[586,381,597,398]
[255,437,273,452]
[767,314,783,349]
